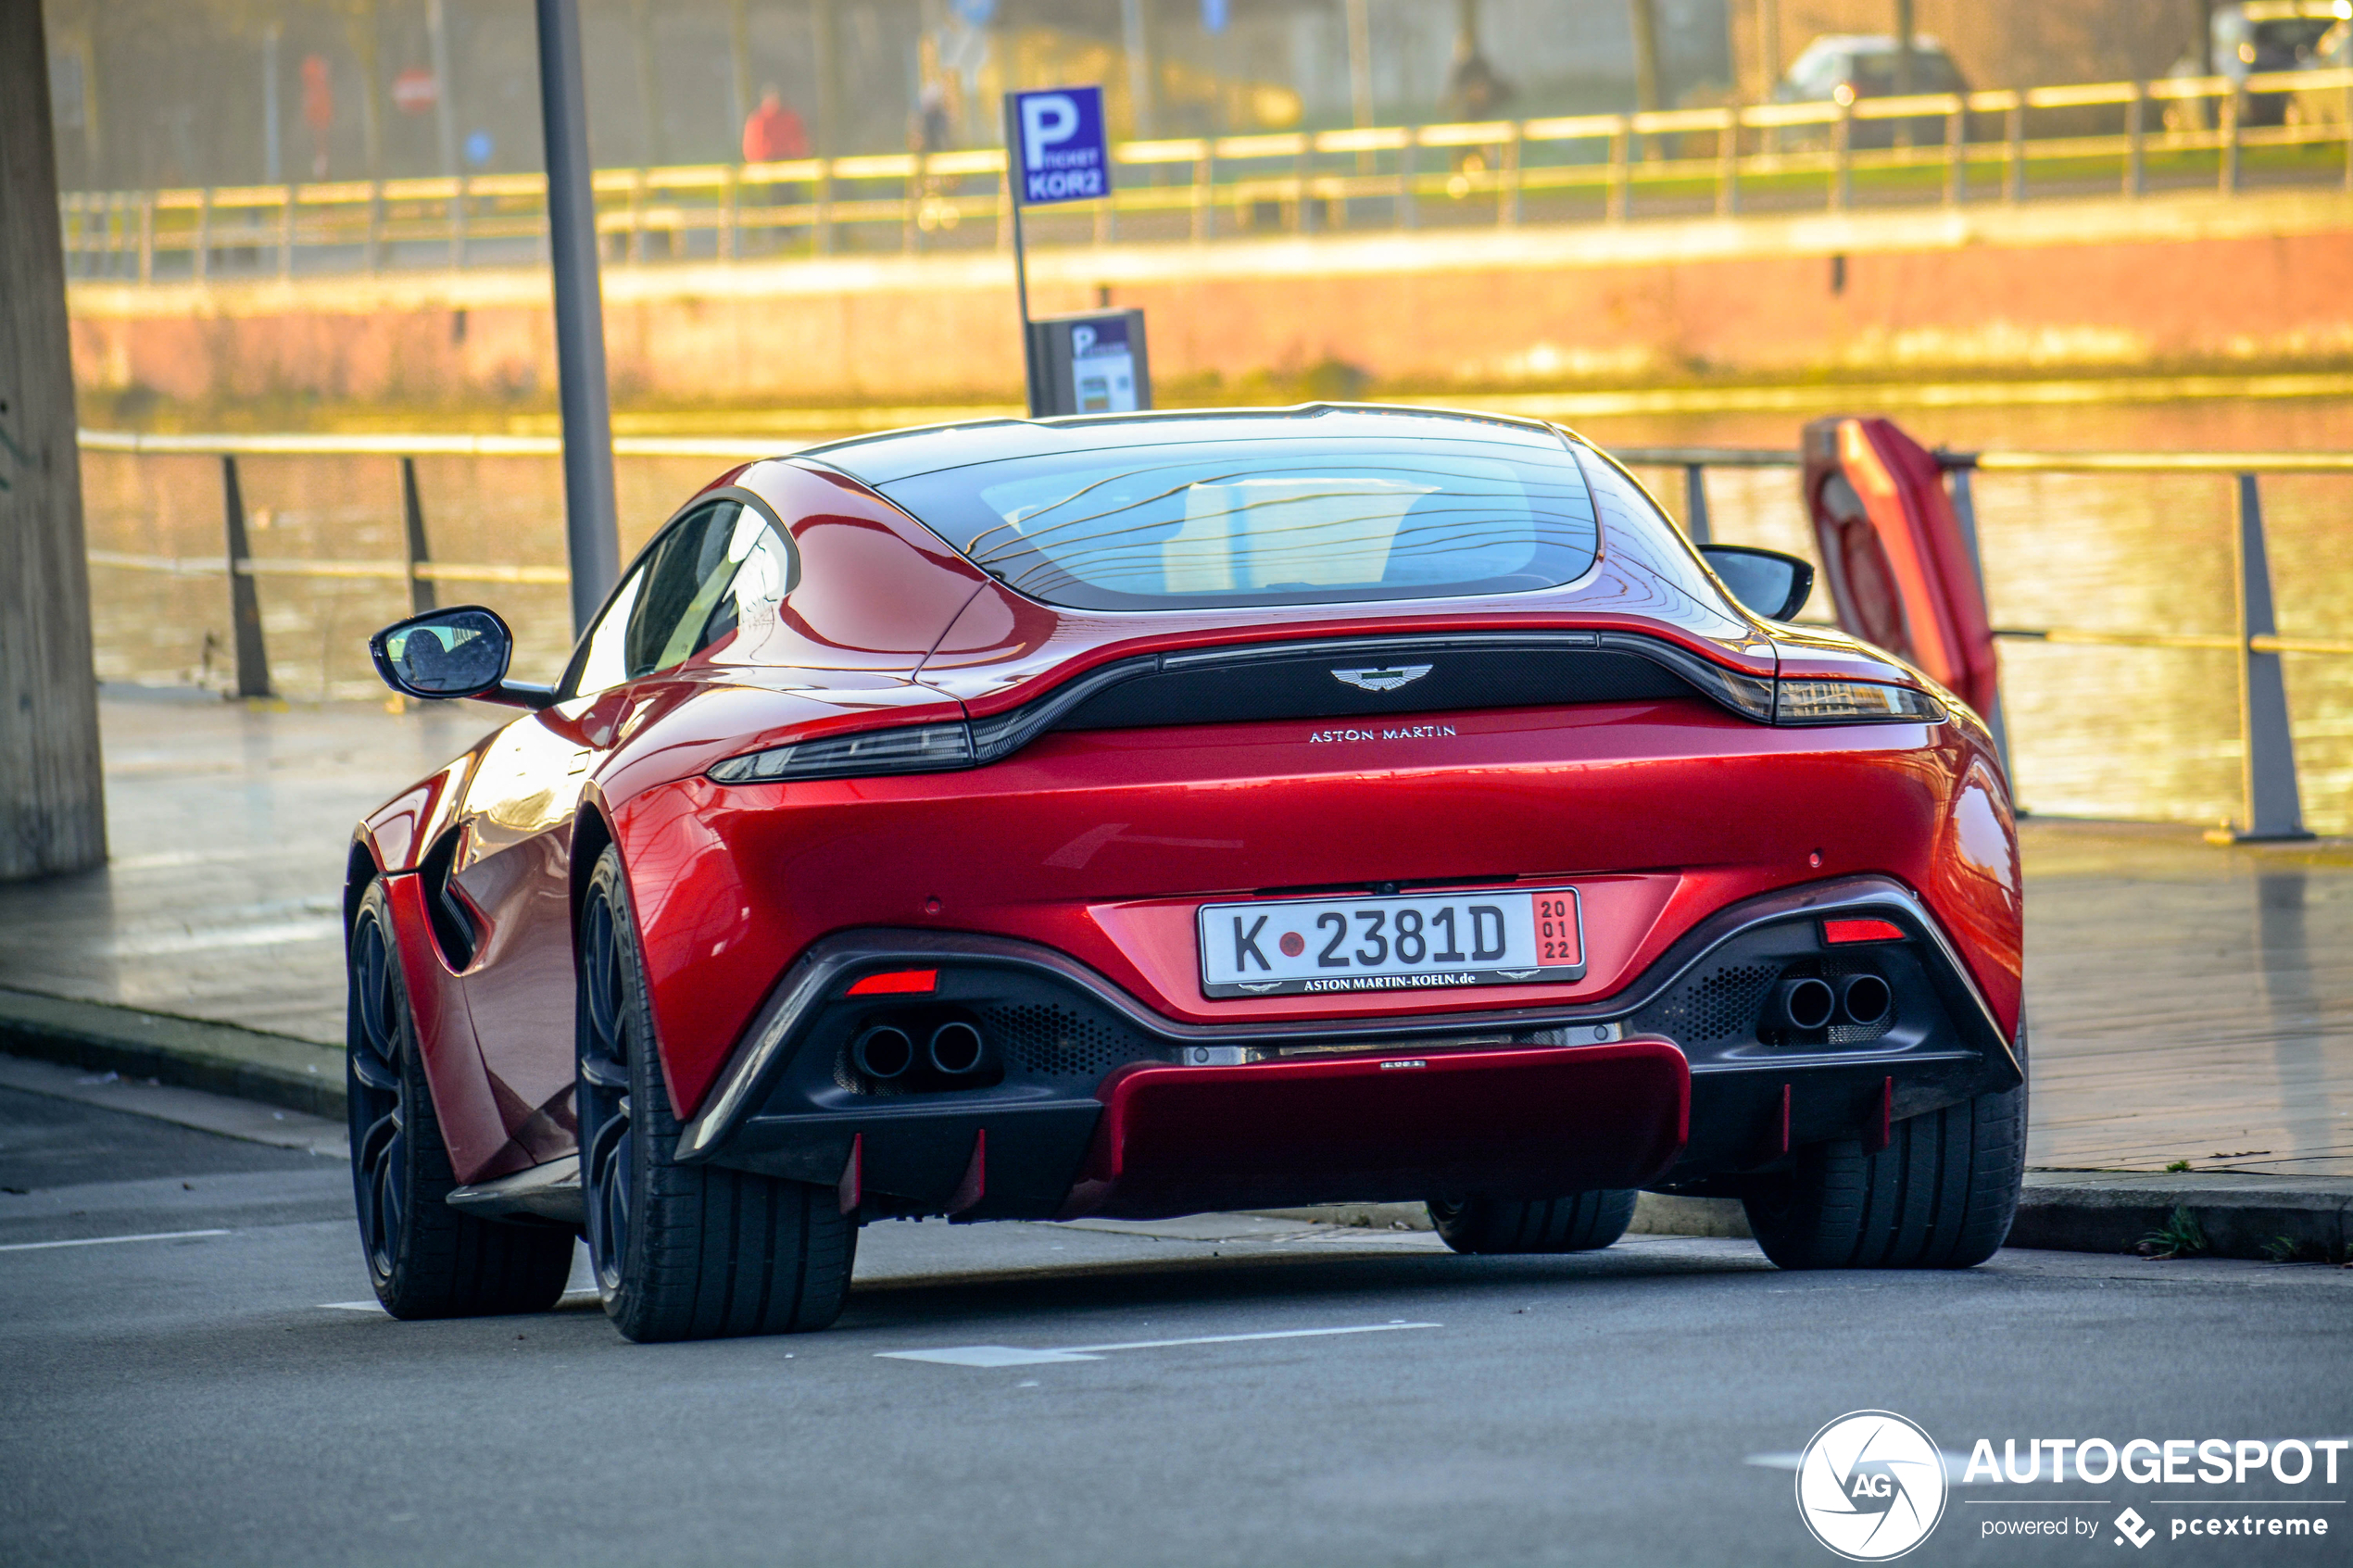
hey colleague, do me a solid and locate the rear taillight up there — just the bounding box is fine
[706,721,973,784]
[1776,679,1944,725]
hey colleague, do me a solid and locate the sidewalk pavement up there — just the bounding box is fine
[2,690,2348,1260]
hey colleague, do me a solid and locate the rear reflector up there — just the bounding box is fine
[1823,918,1905,945]
[846,969,937,997]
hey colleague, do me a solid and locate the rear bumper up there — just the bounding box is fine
[678,876,2019,1220]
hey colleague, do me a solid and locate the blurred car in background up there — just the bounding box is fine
[1772,35,1969,148]
[2168,0,2353,129]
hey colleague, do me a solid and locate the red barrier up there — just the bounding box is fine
[1802,417,1999,718]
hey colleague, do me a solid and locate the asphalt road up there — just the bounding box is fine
[3,1085,2348,1568]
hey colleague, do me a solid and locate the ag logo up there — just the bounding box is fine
[1795,1411,1948,1561]
[1331,664,1432,693]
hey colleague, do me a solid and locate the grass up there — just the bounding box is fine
[2138,1204,2208,1259]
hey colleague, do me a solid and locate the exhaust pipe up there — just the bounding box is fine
[1769,976,1836,1034]
[927,1020,987,1076]
[852,1024,914,1080]
[1839,972,1893,1028]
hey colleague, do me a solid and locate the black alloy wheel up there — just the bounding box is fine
[346,880,574,1317]
[574,846,858,1342]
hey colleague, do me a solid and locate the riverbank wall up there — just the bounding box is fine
[66,188,2353,410]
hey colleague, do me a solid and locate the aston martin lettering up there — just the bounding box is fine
[1199,886,1587,997]
[1308,723,1459,744]
[1332,664,1433,692]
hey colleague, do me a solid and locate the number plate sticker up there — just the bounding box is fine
[1198,887,1585,997]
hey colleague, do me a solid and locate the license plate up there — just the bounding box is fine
[1198,886,1585,997]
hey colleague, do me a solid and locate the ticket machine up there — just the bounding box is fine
[1026,308,1152,418]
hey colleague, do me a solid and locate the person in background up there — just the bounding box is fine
[914,79,953,155]
[743,84,809,163]
[742,85,810,249]
[302,54,334,179]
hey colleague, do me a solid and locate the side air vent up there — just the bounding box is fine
[418,826,478,972]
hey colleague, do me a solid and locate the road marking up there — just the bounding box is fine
[0,1228,230,1253]
[319,1288,602,1314]
[879,1319,1441,1368]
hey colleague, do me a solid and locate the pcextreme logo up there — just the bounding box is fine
[1795,1411,1951,1561]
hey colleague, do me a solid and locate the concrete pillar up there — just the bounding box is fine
[0,0,107,880]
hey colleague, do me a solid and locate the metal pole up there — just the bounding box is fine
[535,0,622,636]
[1346,0,1374,140]
[2225,473,2310,841]
[1681,464,1711,546]
[427,0,459,181]
[1002,95,1038,417]
[2125,82,2146,197]
[262,24,283,185]
[1121,0,1153,139]
[220,457,271,698]
[427,0,461,268]
[400,457,438,616]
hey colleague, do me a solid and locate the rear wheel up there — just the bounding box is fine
[1741,1031,2028,1271]
[346,881,574,1318]
[1427,1190,1639,1254]
[576,846,857,1343]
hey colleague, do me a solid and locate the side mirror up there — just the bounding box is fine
[1700,545,1815,622]
[369,607,549,708]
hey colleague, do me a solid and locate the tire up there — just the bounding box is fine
[346,881,575,1318]
[576,846,857,1343]
[1427,1190,1639,1254]
[1742,1027,2028,1271]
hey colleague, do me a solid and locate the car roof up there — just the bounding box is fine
[796,403,1575,487]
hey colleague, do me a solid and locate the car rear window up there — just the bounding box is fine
[873,437,1601,610]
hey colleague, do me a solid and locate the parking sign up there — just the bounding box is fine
[1008,86,1109,206]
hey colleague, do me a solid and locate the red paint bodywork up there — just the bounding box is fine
[351,416,2023,1194]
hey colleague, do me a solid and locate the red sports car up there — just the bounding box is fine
[347,406,2026,1343]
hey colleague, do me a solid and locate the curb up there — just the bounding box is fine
[0,987,344,1123]
[4,986,2347,1264]
[1252,1178,2353,1263]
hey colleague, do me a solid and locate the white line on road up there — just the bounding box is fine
[879,1319,1441,1368]
[0,1228,230,1253]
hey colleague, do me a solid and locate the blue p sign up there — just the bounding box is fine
[1009,85,1109,206]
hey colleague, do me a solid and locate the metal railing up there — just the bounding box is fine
[75,425,2347,841]
[60,69,2353,282]
[1622,444,2348,842]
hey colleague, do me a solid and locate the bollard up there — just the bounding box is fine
[220,457,271,698]
[2221,473,2310,841]
[400,457,438,616]
[1944,463,2016,784]
[1681,464,1712,546]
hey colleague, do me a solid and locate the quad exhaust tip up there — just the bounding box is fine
[928,1020,988,1076]
[1771,976,1837,1034]
[1839,972,1893,1028]
[852,1024,915,1080]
